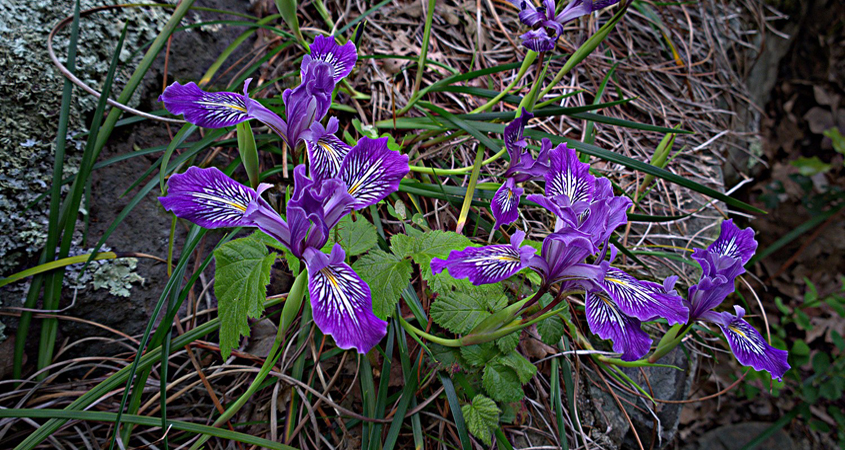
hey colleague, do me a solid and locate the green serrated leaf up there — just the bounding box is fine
[430,286,507,334]
[214,236,276,358]
[461,394,500,447]
[496,352,537,384]
[495,331,519,354]
[352,250,412,319]
[461,342,499,367]
[537,293,570,345]
[252,231,299,274]
[430,271,474,295]
[330,215,378,256]
[482,363,523,403]
[430,343,464,369]
[395,230,472,280]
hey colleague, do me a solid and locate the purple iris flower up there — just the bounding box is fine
[491,109,551,229]
[158,35,357,150]
[510,0,622,51]
[159,137,409,354]
[686,220,790,380]
[434,143,688,361]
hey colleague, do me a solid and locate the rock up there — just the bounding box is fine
[579,346,696,449]
[1,0,261,352]
[683,422,794,450]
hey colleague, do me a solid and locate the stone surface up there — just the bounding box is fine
[682,422,794,450]
[0,0,259,349]
[579,347,696,449]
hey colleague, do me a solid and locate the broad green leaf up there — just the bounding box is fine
[495,332,519,354]
[430,284,507,333]
[330,215,378,256]
[496,352,537,384]
[253,231,300,274]
[352,250,412,319]
[482,363,523,403]
[823,127,845,155]
[461,394,500,446]
[461,342,498,367]
[537,293,570,345]
[214,236,277,358]
[399,231,473,283]
[430,343,464,369]
[791,156,831,176]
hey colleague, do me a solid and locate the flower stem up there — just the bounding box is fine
[648,323,692,363]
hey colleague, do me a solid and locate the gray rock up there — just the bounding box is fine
[683,422,794,450]
[579,346,696,450]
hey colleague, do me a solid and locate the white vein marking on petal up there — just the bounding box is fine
[189,178,252,223]
[726,322,765,355]
[195,93,248,125]
[345,155,387,202]
[714,236,739,259]
[495,187,516,212]
[461,248,521,280]
[315,266,363,327]
[604,270,653,308]
[592,293,626,332]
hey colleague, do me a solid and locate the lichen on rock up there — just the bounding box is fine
[0,0,170,338]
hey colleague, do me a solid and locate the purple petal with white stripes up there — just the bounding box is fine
[431,231,538,285]
[510,0,545,27]
[707,219,758,265]
[305,117,352,181]
[687,248,746,320]
[585,291,652,361]
[492,178,523,229]
[159,82,249,128]
[160,166,265,228]
[304,245,388,354]
[306,35,358,82]
[521,28,557,52]
[705,306,790,381]
[545,142,595,205]
[338,137,409,209]
[598,267,688,325]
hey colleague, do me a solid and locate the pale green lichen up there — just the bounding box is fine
[0,1,171,339]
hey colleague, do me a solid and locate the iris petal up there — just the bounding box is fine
[491,179,523,229]
[431,231,537,285]
[159,82,249,128]
[305,245,388,353]
[338,137,409,209]
[306,118,353,181]
[585,291,652,361]
[598,267,688,325]
[709,306,790,381]
[308,35,358,82]
[707,219,758,265]
[544,142,595,205]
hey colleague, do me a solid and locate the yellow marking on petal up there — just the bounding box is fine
[319,141,336,155]
[606,278,627,286]
[197,101,247,112]
[729,326,746,339]
[348,182,362,195]
[507,189,512,201]
[192,193,248,212]
[321,268,339,288]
